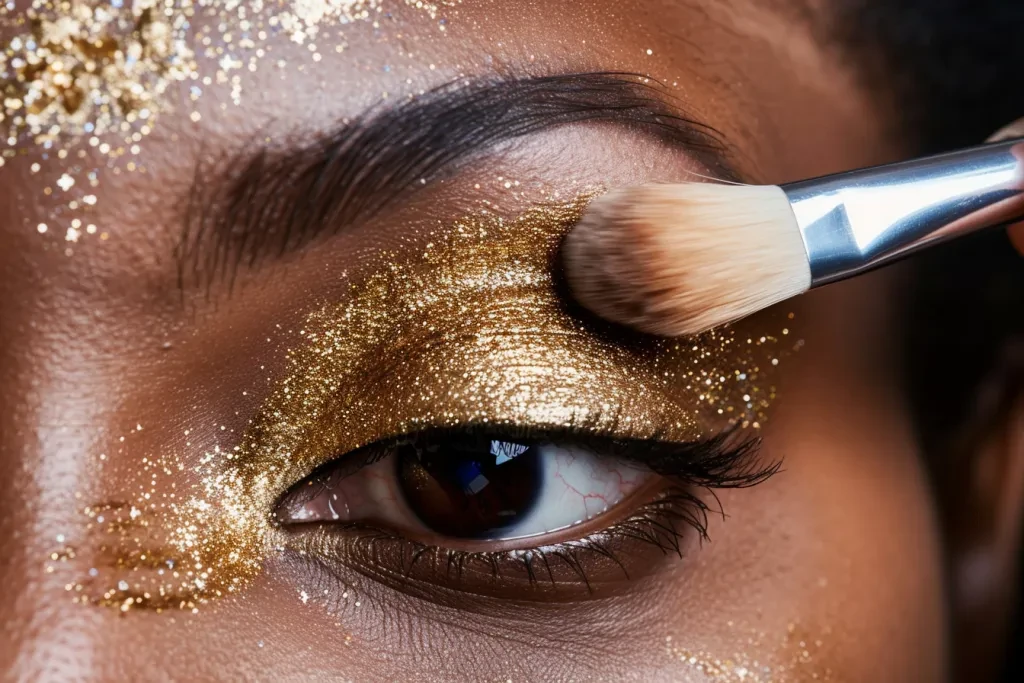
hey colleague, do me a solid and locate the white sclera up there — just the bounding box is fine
[487,444,651,541]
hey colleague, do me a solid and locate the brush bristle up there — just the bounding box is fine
[563,183,811,336]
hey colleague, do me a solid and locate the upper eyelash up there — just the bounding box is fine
[279,419,779,515]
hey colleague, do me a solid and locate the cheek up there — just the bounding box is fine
[639,378,945,682]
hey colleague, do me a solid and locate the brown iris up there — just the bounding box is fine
[397,434,544,539]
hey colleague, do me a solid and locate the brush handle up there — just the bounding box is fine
[782,138,1024,285]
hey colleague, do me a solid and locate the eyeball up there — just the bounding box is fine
[396,434,653,542]
[280,432,654,546]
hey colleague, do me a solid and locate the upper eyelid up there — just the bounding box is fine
[238,194,790,541]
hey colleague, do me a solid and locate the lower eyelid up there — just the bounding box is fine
[282,483,705,603]
[275,428,776,608]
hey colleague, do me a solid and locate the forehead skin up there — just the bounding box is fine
[0,1,942,681]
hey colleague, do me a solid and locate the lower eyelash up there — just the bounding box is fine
[299,485,720,591]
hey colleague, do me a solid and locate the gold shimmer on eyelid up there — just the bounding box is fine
[1,0,451,242]
[59,195,798,612]
[272,198,790,459]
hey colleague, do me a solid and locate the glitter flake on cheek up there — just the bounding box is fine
[56,196,798,613]
[665,620,835,682]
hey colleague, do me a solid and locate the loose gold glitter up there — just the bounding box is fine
[2,0,452,240]
[0,0,443,141]
[61,196,796,611]
[0,0,195,142]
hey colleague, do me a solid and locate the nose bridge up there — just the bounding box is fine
[0,284,113,681]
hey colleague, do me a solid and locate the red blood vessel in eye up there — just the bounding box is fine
[396,435,543,539]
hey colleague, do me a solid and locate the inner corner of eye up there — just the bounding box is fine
[276,431,657,545]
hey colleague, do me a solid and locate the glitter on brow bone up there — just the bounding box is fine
[0,0,445,142]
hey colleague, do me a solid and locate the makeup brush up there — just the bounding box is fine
[564,137,1024,337]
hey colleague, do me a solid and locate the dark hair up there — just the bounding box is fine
[834,2,1024,680]
[831,0,1024,152]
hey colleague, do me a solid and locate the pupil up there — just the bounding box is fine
[396,435,543,539]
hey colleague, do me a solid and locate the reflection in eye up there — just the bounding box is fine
[283,432,654,546]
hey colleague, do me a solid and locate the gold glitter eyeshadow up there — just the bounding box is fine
[58,196,796,611]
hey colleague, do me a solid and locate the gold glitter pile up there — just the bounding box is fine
[54,196,797,612]
[0,0,444,143]
[1,0,450,241]
[0,0,195,143]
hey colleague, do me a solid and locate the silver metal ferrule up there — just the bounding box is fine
[782,139,1024,286]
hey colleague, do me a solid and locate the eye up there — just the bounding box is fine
[276,427,778,601]
[279,432,656,549]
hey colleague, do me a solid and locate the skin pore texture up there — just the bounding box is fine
[2,0,1015,681]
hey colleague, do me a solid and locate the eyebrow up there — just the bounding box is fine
[176,72,735,291]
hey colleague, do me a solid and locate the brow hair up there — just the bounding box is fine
[176,72,735,292]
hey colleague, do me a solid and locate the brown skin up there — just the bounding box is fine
[1010,223,1024,254]
[0,1,1021,681]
